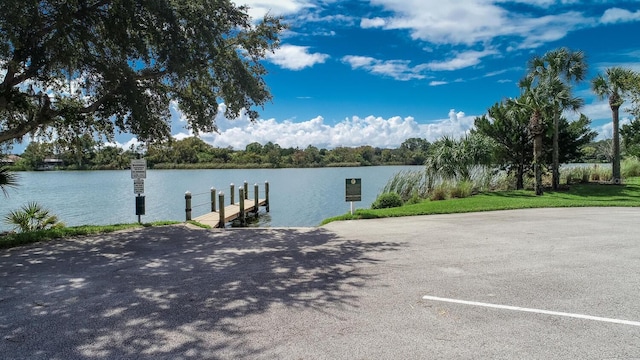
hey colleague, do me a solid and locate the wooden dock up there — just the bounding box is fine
[193,198,267,228]
[185,181,269,228]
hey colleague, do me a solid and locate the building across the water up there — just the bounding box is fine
[37,158,64,170]
[0,155,21,165]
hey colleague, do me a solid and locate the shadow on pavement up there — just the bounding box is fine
[0,226,402,359]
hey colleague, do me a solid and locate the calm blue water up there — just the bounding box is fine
[0,166,421,231]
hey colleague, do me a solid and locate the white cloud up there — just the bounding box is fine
[580,99,637,122]
[169,104,477,150]
[426,49,498,71]
[429,81,448,86]
[422,109,477,140]
[593,116,632,141]
[237,0,314,19]
[342,48,496,80]
[592,58,640,74]
[579,102,613,123]
[342,55,428,80]
[267,44,329,70]
[361,17,386,28]
[365,0,593,49]
[601,8,640,24]
[342,55,375,68]
[296,12,355,25]
[107,137,142,151]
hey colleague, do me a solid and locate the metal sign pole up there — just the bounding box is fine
[137,194,141,224]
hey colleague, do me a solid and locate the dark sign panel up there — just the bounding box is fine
[135,196,146,215]
[345,178,362,202]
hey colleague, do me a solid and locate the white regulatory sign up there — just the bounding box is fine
[133,179,144,194]
[130,159,147,179]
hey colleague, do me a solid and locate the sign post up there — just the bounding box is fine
[131,159,147,223]
[345,178,362,215]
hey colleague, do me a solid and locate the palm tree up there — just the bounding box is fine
[514,76,561,195]
[526,48,587,190]
[425,133,493,184]
[592,67,637,184]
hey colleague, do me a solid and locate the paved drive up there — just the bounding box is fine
[1,208,639,359]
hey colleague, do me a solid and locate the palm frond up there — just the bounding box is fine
[3,202,62,233]
[0,166,19,197]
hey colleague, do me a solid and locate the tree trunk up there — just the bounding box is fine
[530,111,544,195]
[534,133,543,195]
[516,162,524,190]
[612,104,621,183]
[516,137,527,190]
[552,112,560,190]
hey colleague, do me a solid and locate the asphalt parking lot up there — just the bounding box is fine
[1,207,639,359]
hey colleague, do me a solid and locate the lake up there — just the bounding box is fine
[0,166,422,231]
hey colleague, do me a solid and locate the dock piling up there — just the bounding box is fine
[254,184,259,216]
[185,191,192,221]
[244,181,249,200]
[218,191,225,228]
[210,187,216,212]
[230,183,235,205]
[265,181,270,212]
[239,188,245,225]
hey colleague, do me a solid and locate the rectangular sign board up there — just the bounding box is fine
[133,179,144,194]
[136,195,145,215]
[345,178,362,202]
[130,159,147,179]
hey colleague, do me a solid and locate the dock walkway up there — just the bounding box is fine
[193,198,267,228]
[186,181,269,228]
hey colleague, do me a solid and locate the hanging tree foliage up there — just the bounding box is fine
[0,0,285,145]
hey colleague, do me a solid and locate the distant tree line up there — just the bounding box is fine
[6,130,616,172]
[8,137,434,170]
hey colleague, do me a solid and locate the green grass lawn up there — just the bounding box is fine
[321,177,640,225]
[0,221,180,249]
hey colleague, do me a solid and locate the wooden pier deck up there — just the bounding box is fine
[186,181,269,228]
[193,198,267,228]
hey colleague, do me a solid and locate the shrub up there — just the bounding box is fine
[371,192,403,209]
[491,172,516,191]
[622,157,640,178]
[565,173,573,185]
[405,192,423,205]
[450,180,473,198]
[561,165,614,184]
[429,183,449,201]
[563,166,590,184]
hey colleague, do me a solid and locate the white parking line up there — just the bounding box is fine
[422,295,640,327]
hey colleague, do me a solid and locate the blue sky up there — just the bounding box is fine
[18,1,640,152]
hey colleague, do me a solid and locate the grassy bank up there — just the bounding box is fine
[0,221,179,249]
[322,177,640,224]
